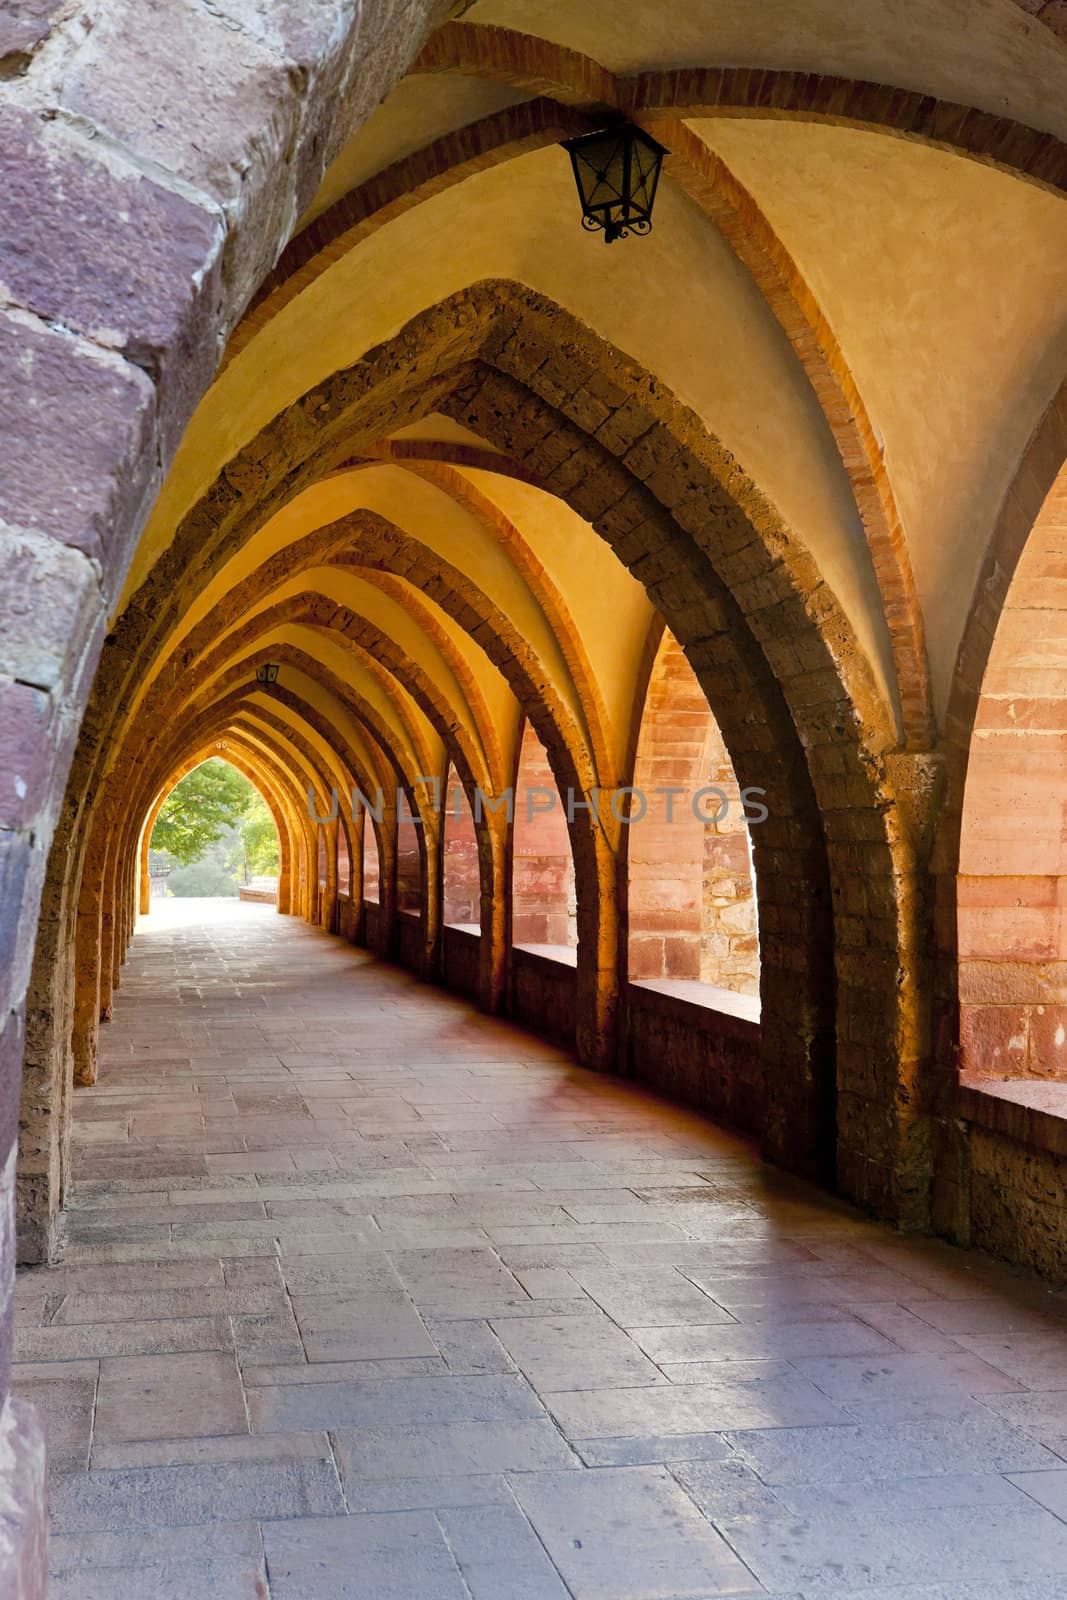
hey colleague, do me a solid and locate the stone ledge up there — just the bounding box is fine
[629,977,760,1034]
[513,942,578,968]
[960,1074,1067,1160]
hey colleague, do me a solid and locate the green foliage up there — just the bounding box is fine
[150,759,280,897]
[241,793,281,877]
[151,759,257,866]
[167,854,240,898]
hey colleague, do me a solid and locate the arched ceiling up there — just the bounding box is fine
[104,1,1067,832]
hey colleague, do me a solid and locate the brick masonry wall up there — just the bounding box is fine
[628,634,758,996]
[442,765,481,926]
[511,722,578,948]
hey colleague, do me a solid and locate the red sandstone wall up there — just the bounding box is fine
[629,635,758,995]
[511,723,577,947]
[959,484,1067,1079]
[442,766,480,926]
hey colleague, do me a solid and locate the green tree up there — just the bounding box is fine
[168,851,241,898]
[241,792,281,877]
[150,759,255,866]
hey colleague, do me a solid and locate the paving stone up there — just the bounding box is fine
[15,1315,234,1361]
[425,1317,516,1374]
[10,1373,95,1469]
[845,1302,968,1354]
[669,1456,784,1519]
[49,1557,270,1599]
[389,1247,530,1315]
[15,1260,223,1296]
[92,1429,330,1470]
[489,1310,668,1392]
[31,906,1067,1599]
[632,1316,899,1365]
[249,1372,544,1431]
[510,1464,760,1598]
[49,1520,263,1571]
[49,1458,345,1531]
[777,1473,1034,1516]
[243,1357,444,1383]
[789,1350,1026,1409]
[333,1419,579,1480]
[53,1285,287,1323]
[344,1473,513,1512]
[290,1290,437,1361]
[263,1511,469,1599]
[547,1365,848,1438]
[956,1335,1067,1389]
[718,1499,1067,1593]
[574,1266,735,1327]
[95,1350,247,1444]
[725,1414,1059,1484]
[985,1389,1067,1449]
[573,1433,733,1466]
[437,1502,572,1598]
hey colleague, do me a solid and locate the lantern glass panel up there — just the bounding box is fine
[564,124,667,242]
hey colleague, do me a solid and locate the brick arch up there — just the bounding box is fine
[412,24,1067,190]
[138,745,295,919]
[235,67,1008,745]
[94,514,514,823]
[60,282,917,1212]
[395,460,618,777]
[626,628,759,996]
[98,516,601,1002]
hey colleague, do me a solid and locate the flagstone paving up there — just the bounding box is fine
[15,899,1067,1598]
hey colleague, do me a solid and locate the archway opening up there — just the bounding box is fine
[363,815,381,905]
[148,756,280,903]
[628,632,759,1003]
[510,720,577,959]
[442,761,480,933]
[959,466,1067,1079]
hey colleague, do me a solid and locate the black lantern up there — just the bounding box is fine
[563,123,668,244]
[255,662,280,686]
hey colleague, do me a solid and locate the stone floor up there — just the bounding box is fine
[15,899,1067,1599]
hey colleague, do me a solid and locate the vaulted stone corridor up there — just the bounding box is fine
[16,898,1067,1598]
[9,0,1067,1588]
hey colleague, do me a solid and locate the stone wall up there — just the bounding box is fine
[626,983,763,1136]
[0,0,451,1581]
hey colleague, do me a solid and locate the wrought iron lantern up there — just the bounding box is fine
[255,662,280,686]
[563,123,668,244]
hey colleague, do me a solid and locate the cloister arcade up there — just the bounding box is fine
[7,0,1067,1588]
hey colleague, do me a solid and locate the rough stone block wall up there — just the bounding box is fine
[511,947,577,1046]
[625,984,763,1135]
[0,36,451,1581]
[441,924,482,1000]
[969,1127,1067,1279]
[396,909,424,973]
